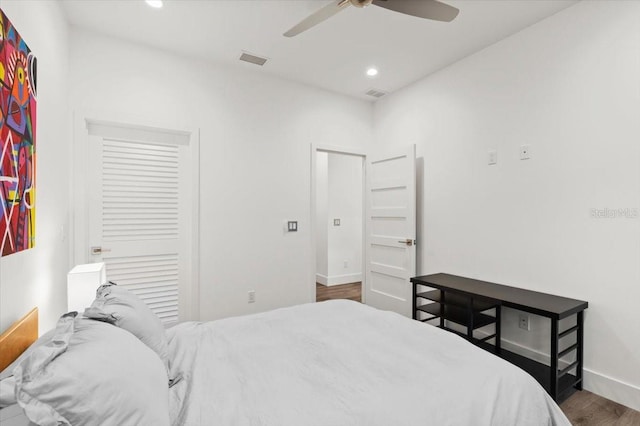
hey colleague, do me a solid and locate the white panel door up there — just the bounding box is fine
[365,145,416,316]
[86,122,192,325]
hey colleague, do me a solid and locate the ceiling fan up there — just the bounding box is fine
[284,0,460,37]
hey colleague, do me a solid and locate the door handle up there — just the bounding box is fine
[398,239,415,247]
[91,246,111,255]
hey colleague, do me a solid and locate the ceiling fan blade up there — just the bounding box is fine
[284,0,351,37]
[372,0,459,22]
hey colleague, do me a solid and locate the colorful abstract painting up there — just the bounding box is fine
[0,9,37,256]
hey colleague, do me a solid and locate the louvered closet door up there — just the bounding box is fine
[87,123,190,325]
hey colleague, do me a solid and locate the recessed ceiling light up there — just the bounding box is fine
[366,67,378,77]
[145,0,163,9]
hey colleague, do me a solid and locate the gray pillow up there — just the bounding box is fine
[13,312,170,426]
[0,328,57,409]
[84,283,169,371]
[0,376,16,408]
[0,329,56,381]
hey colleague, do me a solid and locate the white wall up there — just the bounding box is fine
[316,152,329,280]
[372,1,640,410]
[326,153,362,285]
[68,29,372,320]
[0,1,70,334]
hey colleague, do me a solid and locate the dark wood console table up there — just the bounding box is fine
[410,273,588,402]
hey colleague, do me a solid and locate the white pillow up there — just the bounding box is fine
[14,312,170,426]
[84,283,169,371]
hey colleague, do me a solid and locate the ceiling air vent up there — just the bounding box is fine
[366,89,387,98]
[239,52,268,66]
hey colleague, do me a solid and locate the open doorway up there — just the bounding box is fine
[314,150,364,303]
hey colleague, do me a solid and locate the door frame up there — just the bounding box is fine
[310,144,367,304]
[71,110,200,321]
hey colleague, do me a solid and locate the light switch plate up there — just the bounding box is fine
[287,221,298,232]
[488,150,497,165]
[333,219,340,226]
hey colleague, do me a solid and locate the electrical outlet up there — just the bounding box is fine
[248,290,256,303]
[518,314,530,331]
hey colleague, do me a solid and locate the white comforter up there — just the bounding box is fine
[166,300,570,426]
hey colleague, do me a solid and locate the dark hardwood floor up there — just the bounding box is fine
[316,282,640,425]
[560,390,640,426]
[316,282,361,303]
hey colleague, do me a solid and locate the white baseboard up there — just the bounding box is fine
[498,336,555,367]
[474,330,640,411]
[316,274,328,285]
[583,369,640,412]
[315,273,361,286]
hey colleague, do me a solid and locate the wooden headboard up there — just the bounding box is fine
[0,307,38,371]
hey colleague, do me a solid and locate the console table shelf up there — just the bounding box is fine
[416,303,497,330]
[411,273,588,403]
[417,290,497,311]
[415,286,501,353]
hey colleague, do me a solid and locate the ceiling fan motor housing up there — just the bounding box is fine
[350,0,374,8]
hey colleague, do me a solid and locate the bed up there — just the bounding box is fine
[0,286,571,426]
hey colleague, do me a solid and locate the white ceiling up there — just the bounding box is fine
[61,0,577,101]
